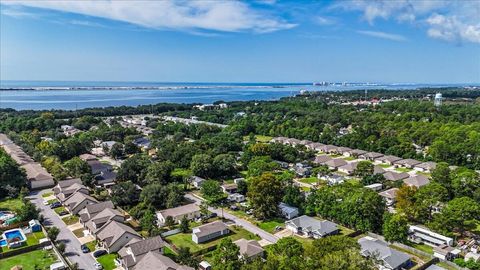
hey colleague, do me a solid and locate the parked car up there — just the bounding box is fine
[50,202,61,209]
[246,209,253,215]
[209,213,218,218]
[58,210,69,216]
[94,262,103,270]
[81,244,89,253]
[93,249,107,258]
[43,200,50,206]
[230,205,239,210]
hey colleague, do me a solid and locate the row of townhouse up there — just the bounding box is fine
[0,133,55,189]
[54,179,193,270]
[271,136,438,173]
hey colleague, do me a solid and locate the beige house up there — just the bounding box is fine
[234,239,264,261]
[96,220,141,253]
[156,204,201,225]
[118,236,165,270]
[21,163,55,189]
[64,191,98,215]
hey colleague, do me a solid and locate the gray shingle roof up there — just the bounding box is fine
[159,204,200,219]
[325,158,348,168]
[383,171,410,181]
[403,175,430,188]
[314,155,332,164]
[358,237,411,269]
[96,220,140,247]
[286,215,338,237]
[234,239,264,258]
[134,251,194,270]
[192,221,229,238]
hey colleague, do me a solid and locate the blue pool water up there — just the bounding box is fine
[0,229,25,246]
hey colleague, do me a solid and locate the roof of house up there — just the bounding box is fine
[379,188,399,199]
[119,236,165,268]
[403,175,430,188]
[21,163,53,182]
[415,161,437,170]
[321,145,338,152]
[87,160,112,174]
[325,158,348,168]
[336,147,352,153]
[96,220,140,247]
[394,159,422,166]
[286,215,338,236]
[373,166,386,175]
[279,202,299,215]
[133,137,151,147]
[314,155,332,164]
[79,201,115,222]
[358,237,411,269]
[222,183,238,190]
[55,178,83,190]
[425,265,446,270]
[94,171,117,185]
[158,204,200,219]
[350,149,367,155]
[86,208,124,232]
[338,162,358,173]
[307,142,325,149]
[361,152,384,159]
[64,191,98,211]
[376,155,402,163]
[192,221,229,238]
[234,239,264,258]
[383,171,410,181]
[190,176,205,183]
[79,153,97,161]
[133,251,193,270]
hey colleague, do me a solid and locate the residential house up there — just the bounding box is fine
[233,178,245,184]
[336,147,352,156]
[132,251,194,270]
[228,193,245,203]
[306,142,325,152]
[234,239,264,261]
[190,176,206,189]
[55,183,90,202]
[79,153,97,162]
[101,141,117,151]
[299,140,313,146]
[360,152,384,161]
[383,171,410,182]
[293,163,312,178]
[279,202,299,219]
[313,155,332,165]
[285,215,339,239]
[21,163,55,189]
[94,170,117,187]
[393,159,422,169]
[414,162,437,173]
[79,201,115,224]
[374,155,402,165]
[320,145,338,154]
[425,265,447,270]
[408,225,454,246]
[192,221,230,244]
[270,137,288,144]
[285,138,301,146]
[118,236,165,270]
[379,188,399,206]
[348,149,367,158]
[275,160,289,169]
[133,137,151,150]
[364,183,383,191]
[373,165,386,175]
[156,204,201,225]
[85,208,125,234]
[96,220,141,253]
[433,245,460,261]
[403,175,430,188]
[465,252,480,262]
[337,162,358,175]
[222,183,238,194]
[53,178,83,195]
[64,192,98,215]
[325,174,346,185]
[87,159,113,175]
[325,158,348,170]
[358,236,412,270]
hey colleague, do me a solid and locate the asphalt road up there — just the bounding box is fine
[29,189,97,270]
[184,193,279,244]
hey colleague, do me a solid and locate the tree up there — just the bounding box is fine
[431,162,452,193]
[211,238,241,270]
[18,201,39,221]
[247,156,279,177]
[361,173,385,186]
[164,216,175,229]
[237,180,248,195]
[140,208,156,233]
[383,213,408,243]
[124,141,140,155]
[269,237,305,270]
[0,148,27,198]
[395,185,418,221]
[283,184,305,209]
[248,173,284,220]
[111,181,140,206]
[117,154,150,184]
[431,197,480,236]
[57,242,66,254]
[110,143,124,159]
[145,161,174,185]
[414,183,449,222]
[312,164,330,178]
[177,247,198,268]
[63,157,90,177]
[201,180,226,203]
[47,226,60,242]
[213,154,237,178]
[451,168,480,199]
[354,161,374,178]
[190,154,214,178]
[180,216,190,233]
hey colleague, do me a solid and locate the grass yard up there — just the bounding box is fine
[436,262,458,270]
[338,225,355,236]
[301,186,311,192]
[54,206,66,215]
[41,192,53,198]
[172,168,193,178]
[62,215,79,225]
[395,167,412,173]
[0,197,24,212]
[344,156,357,161]
[72,228,85,238]
[299,177,319,185]
[243,135,273,143]
[166,226,259,253]
[163,246,177,260]
[47,198,59,204]
[0,249,57,270]
[85,240,97,252]
[257,218,285,234]
[378,164,392,168]
[97,253,118,270]
[408,242,434,254]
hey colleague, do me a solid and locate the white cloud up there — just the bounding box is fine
[314,16,336,26]
[1,0,296,33]
[357,30,407,42]
[332,0,480,44]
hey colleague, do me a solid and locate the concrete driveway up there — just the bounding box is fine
[29,189,98,270]
[185,193,279,244]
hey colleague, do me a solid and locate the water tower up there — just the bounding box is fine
[434,93,442,107]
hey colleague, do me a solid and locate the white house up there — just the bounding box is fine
[279,202,299,219]
[408,225,454,247]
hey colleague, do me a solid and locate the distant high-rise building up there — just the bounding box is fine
[434,93,443,107]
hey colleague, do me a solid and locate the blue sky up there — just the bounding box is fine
[0,0,479,83]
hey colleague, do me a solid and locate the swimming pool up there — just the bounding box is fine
[0,228,26,247]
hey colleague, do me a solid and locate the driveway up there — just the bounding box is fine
[185,193,279,244]
[29,189,98,270]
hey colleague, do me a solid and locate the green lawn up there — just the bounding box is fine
[163,246,177,259]
[257,218,285,234]
[243,135,273,143]
[47,198,59,204]
[395,167,412,173]
[41,192,54,198]
[172,168,193,178]
[0,197,24,212]
[54,206,66,215]
[299,177,319,185]
[97,253,117,270]
[408,242,434,254]
[344,156,357,161]
[62,215,79,225]
[166,226,259,253]
[378,163,392,168]
[73,228,85,238]
[338,225,355,236]
[85,240,97,252]
[0,249,57,270]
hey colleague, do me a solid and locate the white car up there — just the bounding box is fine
[43,200,49,206]
[94,263,103,270]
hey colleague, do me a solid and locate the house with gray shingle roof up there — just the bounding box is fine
[337,162,358,175]
[118,236,165,270]
[96,220,141,253]
[360,152,384,161]
[383,171,410,182]
[132,251,194,270]
[375,155,402,165]
[192,221,230,244]
[157,204,201,225]
[379,188,399,206]
[325,158,348,170]
[79,201,115,223]
[414,162,437,173]
[393,159,422,169]
[336,147,352,156]
[358,236,412,270]
[234,239,264,261]
[285,215,339,239]
[403,175,430,188]
[85,208,125,234]
[348,149,367,158]
[279,202,299,219]
[313,155,332,165]
[320,145,338,154]
[306,142,325,151]
[64,191,98,215]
